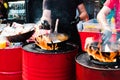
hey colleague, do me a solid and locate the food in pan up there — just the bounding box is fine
[56,34,68,42]
[35,34,58,50]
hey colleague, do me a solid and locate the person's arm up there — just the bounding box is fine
[36,0,52,29]
[97,6,112,45]
[41,0,52,25]
[97,6,111,31]
[42,0,52,10]
[40,10,52,26]
[77,3,89,21]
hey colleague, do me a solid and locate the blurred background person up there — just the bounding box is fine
[100,0,115,23]
[26,0,43,23]
[0,0,8,19]
[97,0,117,45]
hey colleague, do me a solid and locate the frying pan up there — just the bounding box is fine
[48,19,69,44]
[47,32,69,44]
[35,19,69,50]
[34,31,69,50]
[6,27,35,42]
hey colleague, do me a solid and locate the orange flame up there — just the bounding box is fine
[85,37,119,62]
[35,35,58,50]
[34,25,58,50]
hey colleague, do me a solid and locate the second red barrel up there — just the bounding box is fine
[0,47,22,80]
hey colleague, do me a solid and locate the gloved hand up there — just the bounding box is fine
[40,20,51,30]
[37,10,52,30]
[71,17,80,25]
[102,30,112,45]
[37,20,51,30]
[117,32,120,40]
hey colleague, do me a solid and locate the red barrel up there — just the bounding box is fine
[0,47,22,80]
[76,53,120,80]
[22,43,78,80]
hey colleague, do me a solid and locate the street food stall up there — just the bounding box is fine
[0,0,119,80]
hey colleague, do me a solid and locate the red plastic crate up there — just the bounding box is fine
[79,32,116,51]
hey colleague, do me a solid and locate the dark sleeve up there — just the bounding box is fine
[76,0,83,5]
[42,0,52,10]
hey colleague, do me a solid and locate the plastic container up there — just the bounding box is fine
[79,32,101,51]
[82,19,101,32]
[79,19,116,51]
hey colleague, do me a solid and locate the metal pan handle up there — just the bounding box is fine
[54,19,59,33]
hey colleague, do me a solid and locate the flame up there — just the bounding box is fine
[35,35,58,50]
[85,38,119,62]
[34,25,59,50]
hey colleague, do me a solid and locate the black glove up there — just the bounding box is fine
[71,17,80,25]
[102,30,112,45]
[39,20,51,30]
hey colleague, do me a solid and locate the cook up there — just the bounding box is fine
[36,0,89,52]
[97,0,120,44]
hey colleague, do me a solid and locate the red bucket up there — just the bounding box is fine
[0,48,22,80]
[79,32,116,51]
[22,43,78,80]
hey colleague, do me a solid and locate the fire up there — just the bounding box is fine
[85,37,119,62]
[34,24,59,50]
[35,35,58,50]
